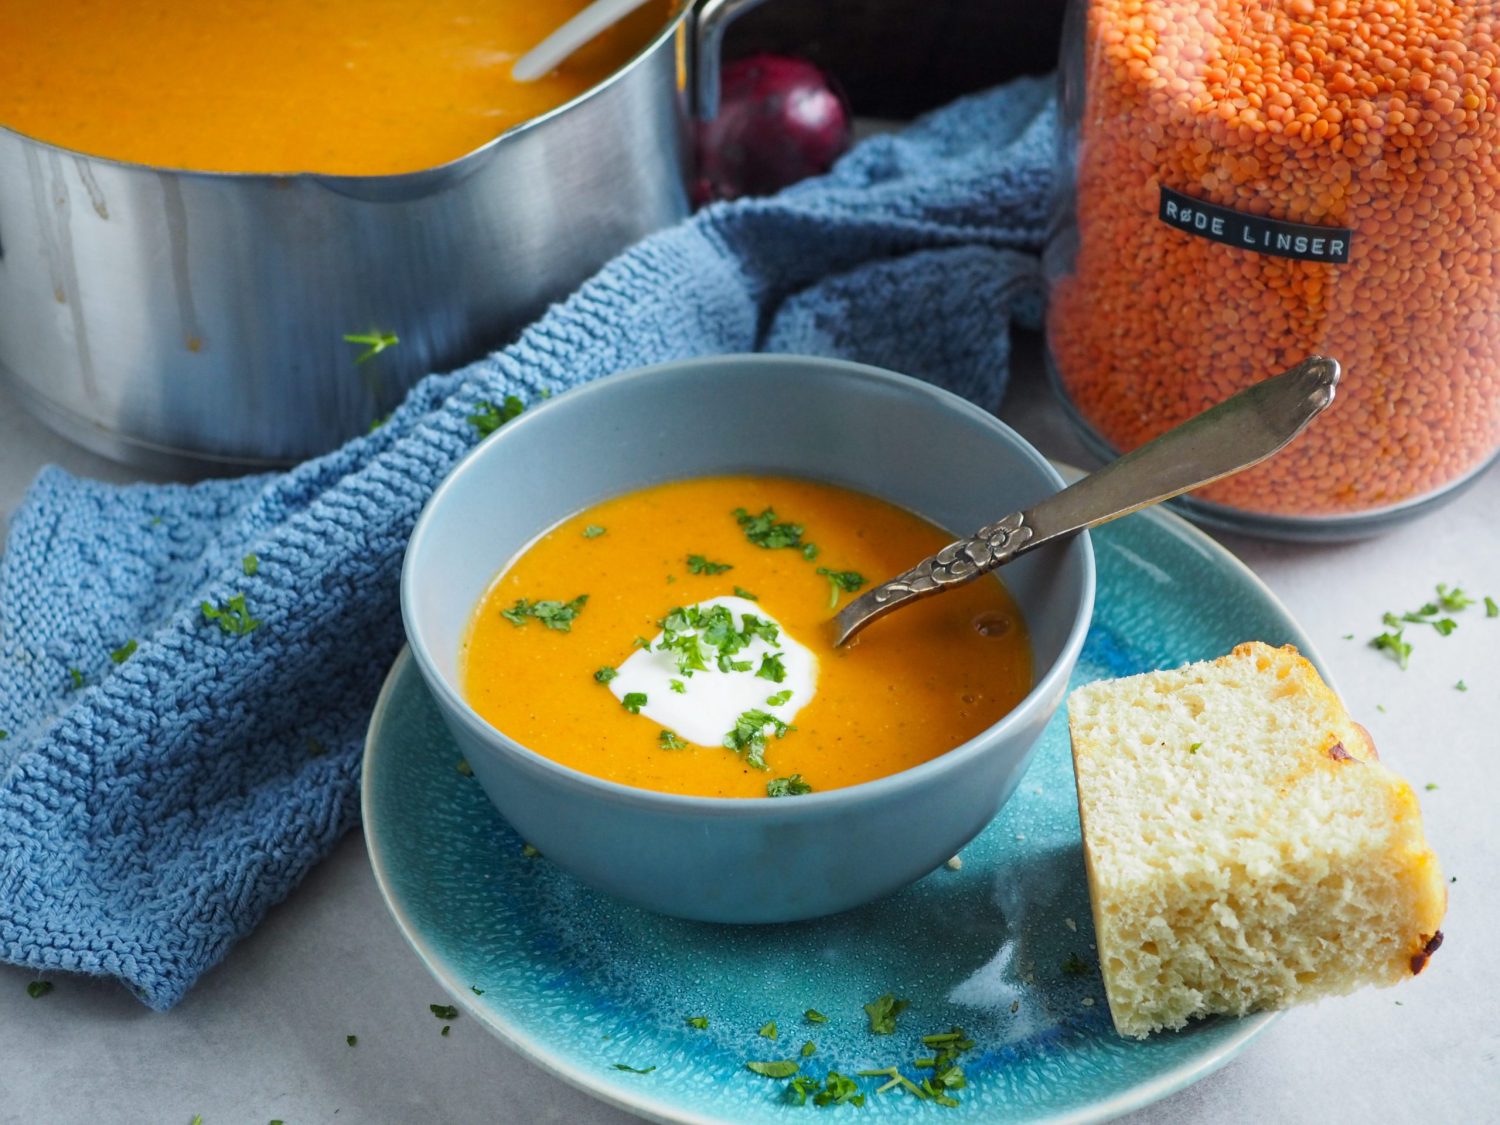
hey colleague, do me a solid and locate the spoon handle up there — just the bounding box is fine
[832,356,1341,645]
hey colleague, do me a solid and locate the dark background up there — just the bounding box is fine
[730,0,1067,117]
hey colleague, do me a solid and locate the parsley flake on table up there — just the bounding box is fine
[430,1004,458,1020]
[1456,680,1468,692]
[804,1009,828,1024]
[733,586,759,601]
[202,593,262,636]
[594,665,618,684]
[110,639,138,664]
[622,692,648,714]
[501,595,588,631]
[756,653,787,683]
[863,993,909,1035]
[613,1063,657,1074]
[658,730,687,751]
[1370,629,1412,669]
[346,1035,357,1047]
[1487,596,1499,617]
[470,985,485,996]
[670,679,686,694]
[725,709,793,770]
[68,667,84,690]
[759,1020,778,1040]
[26,980,52,998]
[745,1060,799,1078]
[582,525,607,539]
[685,1016,709,1030]
[766,689,793,707]
[467,394,525,437]
[343,330,398,365]
[441,1025,451,1037]
[1426,783,1439,791]
[766,775,813,798]
[0,731,8,741]
[687,554,733,575]
[242,553,259,577]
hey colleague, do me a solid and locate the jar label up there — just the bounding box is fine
[1158,186,1351,264]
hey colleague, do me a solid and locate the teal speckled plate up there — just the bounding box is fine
[364,505,1317,1124]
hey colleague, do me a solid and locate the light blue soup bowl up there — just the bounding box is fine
[401,355,1095,923]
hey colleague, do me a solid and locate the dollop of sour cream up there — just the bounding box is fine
[609,596,818,748]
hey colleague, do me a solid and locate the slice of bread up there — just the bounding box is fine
[1069,641,1446,1039]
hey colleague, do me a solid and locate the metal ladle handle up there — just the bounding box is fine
[831,355,1342,646]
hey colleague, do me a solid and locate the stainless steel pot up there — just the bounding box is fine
[0,0,769,471]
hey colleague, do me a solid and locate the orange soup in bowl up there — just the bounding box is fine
[462,475,1034,798]
[0,0,674,175]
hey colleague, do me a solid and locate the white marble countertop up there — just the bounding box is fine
[2,342,1497,1125]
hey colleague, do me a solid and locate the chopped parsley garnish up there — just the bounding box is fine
[758,1020,778,1040]
[633,635,651,649]
[467,394,525,437]
[733,507,807,551]
[1062,952,1091,976]
[863,993,909,1035]
[1456,680,1468,692]
[501,595,588,632]
[429,1004,458,1020]
[1188,742,1201,753]
[343,330,398,364]
[670,679,687,694]
[455,759,473,777]
[745,1060,799,1079]
[685,1016,709,1030]
[816,567,866,607]
[800,1041,817,1058]
[622,692,648,714]
[804,1009,828,1023]
[521,843,542,858]
[659,730,687,751]
[68,667,85,690]
[1426,782,1439,791]
[441,1025,451,1037]
[26,980,52,999]
[582,525,607,539]
[734,586,759,601]
[725,709,793,770]
[613,1064,657,1074]
[346,1035,358,1047]
[655,603,780,678]
[766,689,793,706]
[1371,582,1496,667]
[202,593,262,636]
[594,665,618,684]
[110,639,138,664]
[687,554,733,575]
[757,653,787,683]
[767,775,813,798]
[802,543,819,561]
[1436,583,1473,611]
[787,1071,865,1107]
[242,553,259,577]
[1370,629,1413,669]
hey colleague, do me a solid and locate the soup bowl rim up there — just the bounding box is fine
[401,353,1096,817]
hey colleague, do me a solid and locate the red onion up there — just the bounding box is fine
[693,54,853,205]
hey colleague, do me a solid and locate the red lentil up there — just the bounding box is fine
[1048,0,1500,521]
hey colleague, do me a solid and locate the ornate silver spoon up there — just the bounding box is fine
[832,355,1341,646]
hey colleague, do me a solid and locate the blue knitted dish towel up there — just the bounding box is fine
[0,77,1056,1009]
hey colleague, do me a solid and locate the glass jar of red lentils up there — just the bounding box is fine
[1045,0,1500,538]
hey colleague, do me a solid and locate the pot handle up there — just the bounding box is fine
[692,0,774,119]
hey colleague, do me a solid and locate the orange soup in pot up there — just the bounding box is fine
[0,0,675,175]
[461,475,1035,799]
